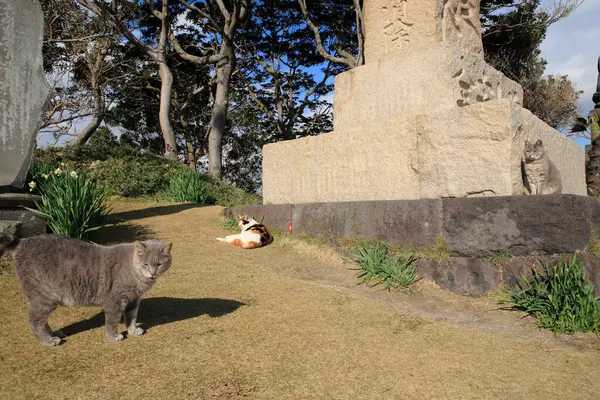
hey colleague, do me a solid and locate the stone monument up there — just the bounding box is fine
[262,0,586,204]
[0,0,50,236]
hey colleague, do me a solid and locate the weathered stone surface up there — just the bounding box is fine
[264,99,586,204]
[292,202,355,239]
[0,220,21,237]
[333,43,522,133]
[417,100,519,199]
[0,194,44,237]
[0,0,51,191]
[443,195,593,257]
[263,115,420,204]
[363,0,482,63]
[418,257,500,295]
[351,200,442,248]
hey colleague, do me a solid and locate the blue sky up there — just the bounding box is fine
[539,0,599,148]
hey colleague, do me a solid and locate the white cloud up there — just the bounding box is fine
[539,0,600,116]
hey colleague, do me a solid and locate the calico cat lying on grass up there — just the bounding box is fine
[0,233,172,346]
[217,215,273,249]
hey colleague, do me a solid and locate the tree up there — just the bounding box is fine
[481,0,583,130]
[570,57,600,197]
[297,0,363,68]
[106,39,213,168]
[75,0,179,159]
[240,0,334,141]
[171,0,251,179]
[40,0,117,146]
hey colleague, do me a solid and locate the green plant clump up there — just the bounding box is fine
[165,169,217,204]
[351,241,420,291]
[507,256,600,334]
[26,166,112,241]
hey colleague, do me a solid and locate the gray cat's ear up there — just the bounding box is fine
[135,241,146,251]
[524,140,530,145]
[535,139,543,147]
[161,243,173,253]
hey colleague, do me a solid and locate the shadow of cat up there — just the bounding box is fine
[90,222,156,245]
[58,297,245,337]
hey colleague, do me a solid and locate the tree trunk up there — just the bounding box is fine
[158,62,178,160]
[186,140,197,170]
[208,59,233,179]
[586,108,600,197]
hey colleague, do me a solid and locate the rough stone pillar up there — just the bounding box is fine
[0,0,51,193]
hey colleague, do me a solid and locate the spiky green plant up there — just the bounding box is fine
[507,256,600,334]
[165,170,216,204]
[351,241,420,290]
[25,168,112,240]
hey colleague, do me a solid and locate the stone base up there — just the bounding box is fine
[262,99,585,204]
[225,195,600,295]
[0,193,45,237]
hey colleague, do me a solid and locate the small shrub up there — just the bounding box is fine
[91,157,184,197]
[507,256,600,334]
[490,251,510,267]
[588,230,600,257]
[222,216,239,231]
[26,167,112,240]
[350,241,420,291]
[165,169,216,204]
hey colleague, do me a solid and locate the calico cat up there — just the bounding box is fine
[217,215,273,249]
[0,233,172,346]
[523,139,562,195]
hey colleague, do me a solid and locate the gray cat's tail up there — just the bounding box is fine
[0,233,19,257]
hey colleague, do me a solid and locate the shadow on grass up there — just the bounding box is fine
[91,222,156,245]
[109,203,207,222]
[58,297,245,337]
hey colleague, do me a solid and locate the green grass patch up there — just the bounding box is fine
[164,169,216,204]
[348,241,420,291]
[490,251,510,267]
[340,235,450,264]
[506,255,600,334]
[588,229,600,257]
[222,216,239,231]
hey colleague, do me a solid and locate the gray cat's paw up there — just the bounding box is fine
[128,326,145,337]
[53,330,66,338]
[107,333,124,342]
[41,336,63,347]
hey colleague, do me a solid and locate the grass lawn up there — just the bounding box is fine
[1,200,599,399]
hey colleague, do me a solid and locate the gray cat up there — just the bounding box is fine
[0,233,172,346]
[523,139,562,195]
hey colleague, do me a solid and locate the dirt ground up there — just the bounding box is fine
[1,200,599,399]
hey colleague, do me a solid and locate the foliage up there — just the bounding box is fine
[26,165,111,241]
[222,216,240,232]
[165,169,216,204]
[507,256,600,334]
[588,230,600,257]
[91,157,184,198]
[481,0,581,130]
[350,241,420,291]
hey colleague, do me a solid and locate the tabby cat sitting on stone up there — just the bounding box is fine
[0,233,172,346]
[523,139,562,195]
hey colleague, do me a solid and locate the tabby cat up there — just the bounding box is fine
[217,215,273,249]
[523,139,562,195]
[0,233,172,346]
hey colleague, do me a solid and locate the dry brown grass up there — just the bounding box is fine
[1,201,599,399]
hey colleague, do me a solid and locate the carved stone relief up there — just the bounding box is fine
[454,67,522,107]
[383,0,414,53]
[442,0,483,55]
